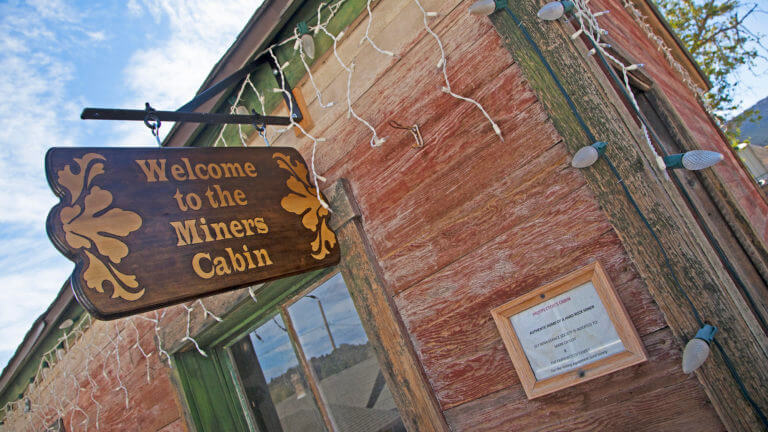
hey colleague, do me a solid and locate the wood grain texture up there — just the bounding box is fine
[394,184,664,408]
[290,2,509,177]
[443,328,724,431]
[163,0,731,430]
[45,147,339,319]
[490,3,768,430]
[640,88,768,330]
[592,0,768,246]
[336,197,450,431]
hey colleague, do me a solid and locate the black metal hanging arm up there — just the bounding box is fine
[80,107,292,126]
[80,55,302,125]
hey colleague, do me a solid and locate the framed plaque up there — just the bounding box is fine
[491,261,646,399]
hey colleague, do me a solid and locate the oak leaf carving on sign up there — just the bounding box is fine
[274,152,336,260]
[57,153,144,301]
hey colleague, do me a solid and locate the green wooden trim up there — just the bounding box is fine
[174,348,251,432]
[171,268,331,432]
[188,0,369,149]
[222,348,261,432]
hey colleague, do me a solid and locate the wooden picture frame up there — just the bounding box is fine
[491,261,647,399]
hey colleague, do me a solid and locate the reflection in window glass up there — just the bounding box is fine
[288,274,405,432]
[231,314,327,432]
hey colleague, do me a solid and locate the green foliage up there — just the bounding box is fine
[655,0,766,127]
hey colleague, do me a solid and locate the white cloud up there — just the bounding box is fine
[111,0,261,148]
[0,2,82,372]
[0,0,262,370]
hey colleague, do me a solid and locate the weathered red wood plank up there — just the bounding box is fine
[442,328,723,431]
[540,379,724,431]
[372,126,569,295]
[293,1,509,177]
[394,184,664,408]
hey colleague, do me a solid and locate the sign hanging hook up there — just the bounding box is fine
[252,109,270,147]
[388,120,424,148]
[143,103,162,146]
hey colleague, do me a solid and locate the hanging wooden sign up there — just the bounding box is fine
[45,147,340,320]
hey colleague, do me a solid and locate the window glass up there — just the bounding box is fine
[287,274,404,432]
[231,314,327,432]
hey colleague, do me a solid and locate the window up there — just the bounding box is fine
[230,274,404,432]
[175,271,406,432]
[172,179,446,432]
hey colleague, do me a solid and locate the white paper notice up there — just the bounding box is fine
[509,281,625,381]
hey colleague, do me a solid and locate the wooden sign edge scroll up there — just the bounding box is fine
[45,146,340,320]
[490,261,647,399]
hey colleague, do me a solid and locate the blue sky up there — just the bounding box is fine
[727,4,768,116]
[0,0,263,369]
[250,274,370,382]
[0,0,765,372]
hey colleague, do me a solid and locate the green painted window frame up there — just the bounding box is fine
[173,268,334,432]
[171,179,448,432]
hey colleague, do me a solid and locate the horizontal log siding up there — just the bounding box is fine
[0,317,183,432]
[266,0,722,430]
[590,0,768,276]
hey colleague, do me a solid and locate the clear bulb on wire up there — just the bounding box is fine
[663,150,724,170]
[297,21,315,59]
[301,33,315,59]
[682,325,717,374]
[537,1,574,20]
[469,0,498,15]
[571,141,607,168]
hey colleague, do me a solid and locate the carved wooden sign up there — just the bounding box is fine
[45,147,340,320]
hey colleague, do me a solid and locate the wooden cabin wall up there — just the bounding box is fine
[2,317,184,432]
[262,0,725,430]
[591,0,768,245]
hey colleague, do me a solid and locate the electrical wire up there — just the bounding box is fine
[499,5,768,428]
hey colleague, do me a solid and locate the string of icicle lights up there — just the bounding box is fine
[0,296,228,431]
[2,1,508,427]
[212,0,504,209]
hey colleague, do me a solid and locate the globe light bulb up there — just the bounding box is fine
[681,324,717,374]
[537,1,574,20]
[58,319,74,330]
[664,150,723,170]
[296,21,315,59]
[469,0,499,15]
[571,141,607,168]
[682,150,724,170]
[301,33,316,59]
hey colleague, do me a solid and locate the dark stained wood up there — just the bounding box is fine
[489,3,768,430]
[639,87,768,329]
[443,328,724,431]
[45,147,339,320]
[589,0,768,247]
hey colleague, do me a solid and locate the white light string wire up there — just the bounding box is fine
[569,0,712,170]
[569,0,666,169]
[412,0,504,141]
[181,303,208,357]
[0,1,510,428]
[269,47,333,210]
[620,0,709,107]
